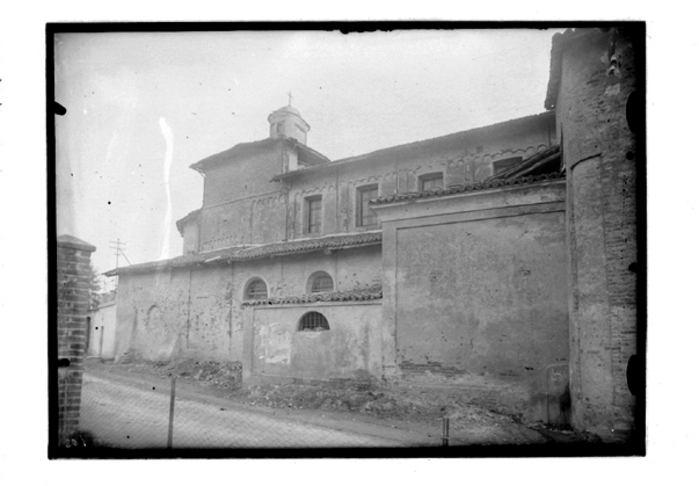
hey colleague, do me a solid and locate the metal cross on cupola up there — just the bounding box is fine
[287,91,294,105]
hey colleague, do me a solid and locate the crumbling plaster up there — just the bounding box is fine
[374,180,569,422]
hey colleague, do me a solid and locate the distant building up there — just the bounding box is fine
[107,27,642,441]
[87,290,117,359]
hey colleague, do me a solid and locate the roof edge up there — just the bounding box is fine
[241,285,382,307]
[370,172,565,207]
[57,234,96,252]
[273,111,555,181]
[175,208,201,235]
[105,231,382,277]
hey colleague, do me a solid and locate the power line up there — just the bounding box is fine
[119,248,132,266]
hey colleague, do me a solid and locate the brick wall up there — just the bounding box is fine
[56,235,95,445]
[554,27,642,440]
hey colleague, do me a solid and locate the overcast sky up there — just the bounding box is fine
[54,28,564,284]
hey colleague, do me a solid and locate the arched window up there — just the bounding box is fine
[244,278,268,300]
[307,271,334,294]
[298,311,330,332]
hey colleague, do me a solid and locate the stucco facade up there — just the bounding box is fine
[373,179,569,423]
[107,27,642,439]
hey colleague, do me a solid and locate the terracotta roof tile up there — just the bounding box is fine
[241,285,382,307]
[484,145,561,181]
[370,172,565,206]
[105,231,382,276]
[191,137,330,175]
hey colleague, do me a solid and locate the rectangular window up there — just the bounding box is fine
[305,195,322,234]
[419,172,444,191]
[357,184,379,228]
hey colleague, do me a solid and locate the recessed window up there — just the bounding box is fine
[356,184,379,228]
[307,271,334,293]
[492,157,523,176]
[275,122,284,135]
[419,172,443,191]
[298,311,330,332]
[305,195,322,234]
[244,278,268,300]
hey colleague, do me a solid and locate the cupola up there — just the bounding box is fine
[268,97,310,145]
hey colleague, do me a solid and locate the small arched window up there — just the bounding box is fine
[298,311,330,332]
[244,278,268,300]
[307,271,334,294]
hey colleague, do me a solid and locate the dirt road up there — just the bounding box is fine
[80,372,433,449]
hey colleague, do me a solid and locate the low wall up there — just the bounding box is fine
[245,302,382,383]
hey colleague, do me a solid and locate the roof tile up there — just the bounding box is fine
[105,231,381,276]
[241,285,382,307]
[370,172,565,206]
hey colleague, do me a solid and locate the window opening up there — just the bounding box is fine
[357,184,379,227]
[492,157,523,176]
[305,195,322,234]
[419,172,444,191]
[245,278,268,300]
[298,311,330,331]
[310,272,334,293]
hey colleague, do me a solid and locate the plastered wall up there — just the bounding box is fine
[114,246,382,367]
[248,303,382,381]
[88,303,117,359]
[375,182,569,422]
[115,266,236,362]
[186,113,555,252]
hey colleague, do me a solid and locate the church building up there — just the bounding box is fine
[106,27,642,441]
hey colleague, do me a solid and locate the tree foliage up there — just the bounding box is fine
[88,264,103,312]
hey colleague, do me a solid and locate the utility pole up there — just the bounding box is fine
[109,238,127,268]
[109,239,131,293]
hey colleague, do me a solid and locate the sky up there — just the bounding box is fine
[54,28,564,287]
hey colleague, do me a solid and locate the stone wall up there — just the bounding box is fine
[553,28,641,439]
[56,235,95,445]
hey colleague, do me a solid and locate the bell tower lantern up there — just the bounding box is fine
[268,94,310,145]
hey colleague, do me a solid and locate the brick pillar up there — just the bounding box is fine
[57,234,96,446]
